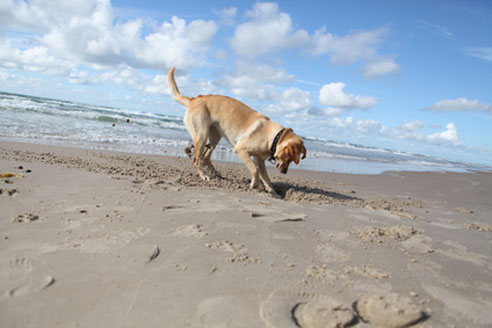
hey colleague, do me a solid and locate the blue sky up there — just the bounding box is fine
[1,0,491,165]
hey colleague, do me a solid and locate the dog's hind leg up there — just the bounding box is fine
[192,137,211,181]
[184,144,194,158]
[184,107,212,181]
[202,126,222,178]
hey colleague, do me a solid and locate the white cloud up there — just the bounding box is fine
[421,21,453,39]
[213,49,229,60]
[428,123,459,144]
[425,97,491,112]
[0,44,73,75]
[229,2,309,57]
[308,26,401,77]
[299,110,460,147]
[222,75,277,101]
[214,6,237,26]
[0,0,100,33]
[239,62,294,84]
[363,56,401,78]
[309,27,386,63]
[68,66,145,87]
[144,74,170,95]
[135,16,218,70]
[228,3,399,77]
[387,121,460,145]
[308,107,344,117]
[354,119,381,133]
[266,87,312,113]
[0,0,219,75]
[0,68,49,90]
[398,120,424,132]
[463,47,492,62]
[217,62,293,101]
[326,116,354,129]
[389,120,425,142]
[318,82,376,110]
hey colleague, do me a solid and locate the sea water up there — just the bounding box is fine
[1,91,489,174]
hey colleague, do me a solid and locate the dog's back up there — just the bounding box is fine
[188,94,273,146]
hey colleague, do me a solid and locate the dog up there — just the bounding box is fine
[167,66,306,196]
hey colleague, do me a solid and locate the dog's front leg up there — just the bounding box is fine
[235,148,260,190]
[257,160,279,197]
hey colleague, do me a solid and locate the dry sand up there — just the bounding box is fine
[1,140,491,327]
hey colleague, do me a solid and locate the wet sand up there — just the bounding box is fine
[1,140,491,327]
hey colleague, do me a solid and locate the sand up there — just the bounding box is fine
[1,140,492,327]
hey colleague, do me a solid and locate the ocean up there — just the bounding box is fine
[1,91,489,174]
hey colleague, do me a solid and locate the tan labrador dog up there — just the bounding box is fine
[167,66,306,196]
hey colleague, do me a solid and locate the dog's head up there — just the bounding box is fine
[274,129,307,174]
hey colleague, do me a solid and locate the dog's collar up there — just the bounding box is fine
[269,128,285,163]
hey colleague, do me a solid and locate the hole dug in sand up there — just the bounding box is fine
[275,182,361,203]
[260,290,428,328]
[353,293,427,328]
[293,298,357,328]
[260,291,357,328]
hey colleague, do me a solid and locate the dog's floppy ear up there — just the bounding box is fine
[287,145,301,164]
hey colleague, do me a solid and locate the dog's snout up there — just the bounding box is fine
[281,167,288,174]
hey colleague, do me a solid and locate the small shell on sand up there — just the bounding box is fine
[146,245,160,263]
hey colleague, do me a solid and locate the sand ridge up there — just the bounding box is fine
[0,146,426,214]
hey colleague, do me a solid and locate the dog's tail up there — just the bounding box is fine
[167,66,191,107]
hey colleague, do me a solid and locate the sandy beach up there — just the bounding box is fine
[1,140,491,327]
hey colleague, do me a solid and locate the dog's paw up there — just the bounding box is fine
[249,183,259,190]
[197,172,211,181]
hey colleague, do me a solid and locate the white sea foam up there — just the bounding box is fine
[0,91,488,174]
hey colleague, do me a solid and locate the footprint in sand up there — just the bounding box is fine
[422,284,492,326]
[356,225,419,243]
[1,255,34,296]
[7,275,55,297]
[2,255,32,272]
[192,295,256,327]
[205,240,260,264]
[61,227,151,253]
[0,188,18,196]
[315,242,350,263]
[305,265,338,284]
[342,265,390,280]
[12,213,42,223]
[260,290,356,328]
[465,221,492,232]
[168,224,207,238]
[353,293,426,328]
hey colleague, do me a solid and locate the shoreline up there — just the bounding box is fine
[2,136,486,176]
[1,140,492,327]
